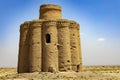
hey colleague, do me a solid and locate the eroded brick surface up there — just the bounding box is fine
[18,4,82,73]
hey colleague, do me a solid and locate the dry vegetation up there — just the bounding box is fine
[0,66,120,80]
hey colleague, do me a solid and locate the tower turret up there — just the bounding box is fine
[39,4,62,19]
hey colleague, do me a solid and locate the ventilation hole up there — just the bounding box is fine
[67,68,70,70]
[67,60,70,63]
[32,43,34,45]
[37,42,40,44]
[61,62,64,64]
[72,46,76,48]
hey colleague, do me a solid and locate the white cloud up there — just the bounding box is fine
[80,32,85,36]
[97,38,105,42]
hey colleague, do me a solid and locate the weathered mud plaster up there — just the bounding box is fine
[18,4,82,73]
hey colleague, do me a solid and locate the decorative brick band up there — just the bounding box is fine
[43,20,57,26]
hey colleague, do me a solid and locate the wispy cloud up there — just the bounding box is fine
[97,38,105,42]
[80,32,85,36]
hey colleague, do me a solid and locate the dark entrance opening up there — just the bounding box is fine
[77,65,79,72]
[46,34,51,43]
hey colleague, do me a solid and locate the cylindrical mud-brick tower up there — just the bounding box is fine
[29,21,42,72]
[70,22,82,72]
[57,20,72,71]
[42,21,58,72]
[18,22,29,73]
[40,4,62,19]
[18,4,82,73]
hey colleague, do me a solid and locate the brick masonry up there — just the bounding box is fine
[17,4,82,73]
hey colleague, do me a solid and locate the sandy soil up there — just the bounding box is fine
[0,66,120,80]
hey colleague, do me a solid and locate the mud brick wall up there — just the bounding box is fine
[29,20,42,72]
[18,22,30,73]
[18,4,82,73]
[42,21,58,72]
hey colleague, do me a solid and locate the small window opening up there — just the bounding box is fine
[76,65,80,72]
[46,34,51,43]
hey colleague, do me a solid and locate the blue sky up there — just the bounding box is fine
[0,0,120,67]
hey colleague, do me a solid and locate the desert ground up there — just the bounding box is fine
[0,66,120,80]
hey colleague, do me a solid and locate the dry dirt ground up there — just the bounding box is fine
[0,66,120,80]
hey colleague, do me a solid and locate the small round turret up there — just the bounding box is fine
[39,4,62,19]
